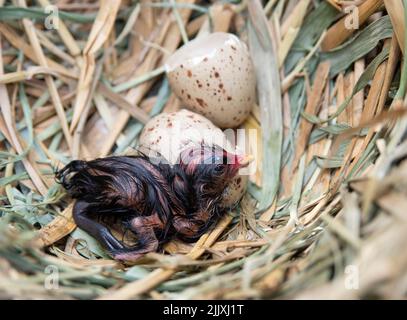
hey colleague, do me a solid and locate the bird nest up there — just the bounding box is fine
[1,0,407,299]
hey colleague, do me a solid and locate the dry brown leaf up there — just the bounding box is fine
[37,203,76,247]
[293,61,330,170]
[70,0,122,133]
[322,0,384,51]
[384,0,405,54]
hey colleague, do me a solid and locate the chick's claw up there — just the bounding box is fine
[109,238,159,262]
[112,251,144,263]
[172,211,215,242]
[109,221,159,262]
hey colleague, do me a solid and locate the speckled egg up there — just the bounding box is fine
[221,174,249,208]
[165,32,256,128]
[138,109,249,208]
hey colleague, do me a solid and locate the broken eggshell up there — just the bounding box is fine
[138,109,248,208]
[165,32,256,128]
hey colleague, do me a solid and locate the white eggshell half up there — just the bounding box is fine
[166,32,256,128]
[138,109,248,207]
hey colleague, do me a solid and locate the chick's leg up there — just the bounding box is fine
[112,214,163,262]
[73,200,124,252]
[172,211,212,241]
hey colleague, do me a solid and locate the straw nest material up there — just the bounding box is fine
[1,0,407,299]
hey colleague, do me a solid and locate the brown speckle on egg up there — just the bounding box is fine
[196,98,206,108]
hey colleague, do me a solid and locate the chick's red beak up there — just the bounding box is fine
[231,154,254,169]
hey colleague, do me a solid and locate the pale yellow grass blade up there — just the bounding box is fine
[70,0,122,133]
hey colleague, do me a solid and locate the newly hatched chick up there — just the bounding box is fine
[56,145,251,262]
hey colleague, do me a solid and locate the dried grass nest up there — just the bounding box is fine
[1,0,407,299]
